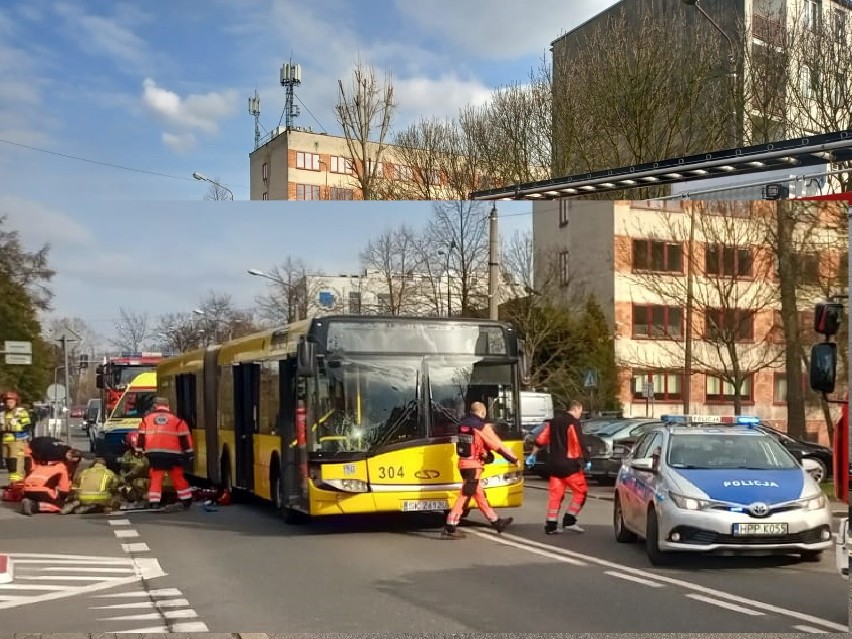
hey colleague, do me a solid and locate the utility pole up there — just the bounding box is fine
[61,335,71,445]
[488,204,500,320]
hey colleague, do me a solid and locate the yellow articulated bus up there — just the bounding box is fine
[156,315,528,523]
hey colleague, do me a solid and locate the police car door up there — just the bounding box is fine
[621,432,656,528]
[633,431,665,535]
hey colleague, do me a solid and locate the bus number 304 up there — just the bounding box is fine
[377,466,404,479]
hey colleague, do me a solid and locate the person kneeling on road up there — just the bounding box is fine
[526,399,590,534]
[443,401,521,539]
[117,432,150,509]
[138,397,194,510]
[61,457,121,514]
[20,459,71,515]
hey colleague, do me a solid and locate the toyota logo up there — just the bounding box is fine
[415,469,440,479]
[748,502,770,517]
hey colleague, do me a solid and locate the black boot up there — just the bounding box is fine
[545,520,560,534]
[441,524,466,539]
[492,517,513,534]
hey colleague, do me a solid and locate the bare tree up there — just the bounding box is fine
[335,59,397,200]
[203,177,232,201]
[390,117,453,200]
[111,308,150,352]
[624,201,784,415]
[154,312,205,353]
[360,226,422,315]
[253,257,316,324]
[426,201,489,315]
[195,291,256,344]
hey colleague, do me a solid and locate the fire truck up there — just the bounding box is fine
[95,353,163,414]
[808,301,849,579]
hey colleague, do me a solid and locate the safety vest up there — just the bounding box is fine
[138,408,193,456]
[2,407,31,437]
[23,462,70,499]
[76,464,118,503]
[120,450,149,480]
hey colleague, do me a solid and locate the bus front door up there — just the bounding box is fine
[233,363,260,490]
[279,358,308,511]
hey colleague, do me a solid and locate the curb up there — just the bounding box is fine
[238,635,269,639]
[0,554,13,584]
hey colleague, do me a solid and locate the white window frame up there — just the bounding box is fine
[296,151,321,171]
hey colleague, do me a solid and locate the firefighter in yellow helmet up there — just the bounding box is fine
[1,390,32,485]
[61,457,121,514]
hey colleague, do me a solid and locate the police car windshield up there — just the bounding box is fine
[667,433,799,470]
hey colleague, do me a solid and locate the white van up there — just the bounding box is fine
[519,391,553,430]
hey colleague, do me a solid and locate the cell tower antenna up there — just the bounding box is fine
[248,89,261,150]
[280,58,302,131]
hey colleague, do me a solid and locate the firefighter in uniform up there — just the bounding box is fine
[2,390,32,484]
[20,459,72,515]
[61,458,121,514]
[443,401,520,539]
[137,397,194,509]
[526,399,590,534]
[118,432,150,508]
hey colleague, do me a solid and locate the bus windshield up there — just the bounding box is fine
[110,390,156,420]
[310,355,519,458]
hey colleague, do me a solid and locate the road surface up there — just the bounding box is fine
[1,448,847,634]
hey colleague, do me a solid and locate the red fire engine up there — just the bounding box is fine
[95,352,163,414]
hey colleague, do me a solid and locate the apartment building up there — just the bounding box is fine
[248,127,450,201]
[532,199,847,443]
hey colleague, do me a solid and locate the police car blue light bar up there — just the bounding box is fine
[660,414,761,427]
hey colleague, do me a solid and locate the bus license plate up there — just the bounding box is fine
[732,522,788,536]
[401,500,448,512]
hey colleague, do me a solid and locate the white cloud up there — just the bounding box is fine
[394,75,493,122]
[394,0,620,60]
[54,2,152,70]
[142,78,238,151]
[162,131,196,153]
[0,195,94,248]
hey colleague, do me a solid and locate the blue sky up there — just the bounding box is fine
[0,0,620,341]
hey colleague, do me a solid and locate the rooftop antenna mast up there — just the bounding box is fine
[248,89,261,150]
[280,59,301,131]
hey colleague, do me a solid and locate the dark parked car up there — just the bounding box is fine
[757,423,834,484]
[523,416,627,479]
[583,418,662,482]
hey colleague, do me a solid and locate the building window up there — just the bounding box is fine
[773,373,787,403]
[706,375,753,402]
[330,156,353,174]
[705,245,752,277]
[705,308,755,342]
[632,305,683,339]
[559,251,571,287]
[833,8,847,41]
[328,187,354,200]
[803,0,821,31]
[262,162,268,181]
[295,184,320,200]
[296,152,321,171]
[348,291,361,315]
[377,293,391,313]
[800,64,818,99]
[632,239,683,272]
[794,252,821,285]
[558,201,569,228]
[394,164,413,181]
[631,371,683,401]
[262,191,268,200]
[425,168,441,186]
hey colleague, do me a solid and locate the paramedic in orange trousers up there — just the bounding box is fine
[443,401,521,539]
[137,397,194,509]
[526,400,590,534]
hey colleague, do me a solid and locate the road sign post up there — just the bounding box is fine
[584,369,599,416]
[643,382,655,417]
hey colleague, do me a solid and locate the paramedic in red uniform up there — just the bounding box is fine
[443,401,519,539]
[526,400,590,534]
[137,397,194,509]
[20,460,72,515]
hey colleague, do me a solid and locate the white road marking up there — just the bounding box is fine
[92,598,191,610]
[604,570,665,588]
[38,567,136,573]
[95,588,184,598]
[98,609,199,621]
[686,593,766,616]
[20,575,127,581]
[120,542,149,553]
[11,558,131,565]
[132,557,166,579]
[108,519,132,526]
[793,624,831,633]
[466,529,587,565]
[113,529,140,539]
[0,584,67,591]
[109,621,209,632]
[469,528,848,633]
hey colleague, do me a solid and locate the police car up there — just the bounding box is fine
[612,414,834,566]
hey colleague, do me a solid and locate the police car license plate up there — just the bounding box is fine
[732,522,788,536]
[401,500,448,512]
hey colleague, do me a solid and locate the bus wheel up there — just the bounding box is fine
[270,462,283,510]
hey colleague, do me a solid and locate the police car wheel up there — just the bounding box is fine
[799,550,823,562]
[645,508,673,566]
[613,496,637,543]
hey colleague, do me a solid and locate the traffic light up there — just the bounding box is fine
[814,302,843,337]
[78,353,89,369]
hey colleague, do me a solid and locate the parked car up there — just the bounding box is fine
[523,415,628,478]
[68,405,86,419]
[756,424,834,484]
[83,398,102,438]
[584,418,663,483]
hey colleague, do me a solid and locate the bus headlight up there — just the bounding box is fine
[481,471,523,488]
[321,479,369,493]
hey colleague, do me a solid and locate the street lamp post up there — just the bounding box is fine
[192,172,234,200]
[437,243,456,317]
[248,268,297,322]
